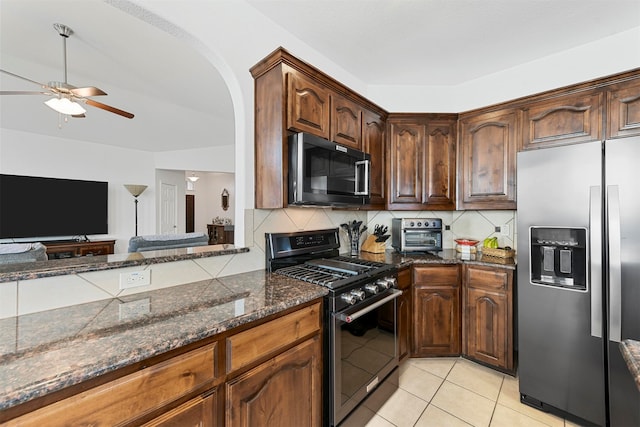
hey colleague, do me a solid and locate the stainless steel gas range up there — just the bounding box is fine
[266,228,400,427]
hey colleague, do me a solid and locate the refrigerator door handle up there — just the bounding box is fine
[607,185,622,343]
[589,185,603,338]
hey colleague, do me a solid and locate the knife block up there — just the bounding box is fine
[361,235,387,254]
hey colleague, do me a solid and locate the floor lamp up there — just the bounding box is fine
[124,184,148,236]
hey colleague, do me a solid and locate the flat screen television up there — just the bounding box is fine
[0,174,108,240]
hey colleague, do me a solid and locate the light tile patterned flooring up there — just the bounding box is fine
[341,357,584,427]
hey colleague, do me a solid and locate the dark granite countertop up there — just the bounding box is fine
[0,244,249,283]
[356,249,517,270]
[0,270,327,412]
[620,340,640,392]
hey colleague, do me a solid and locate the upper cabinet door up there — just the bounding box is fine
[424,121,456,209]
[331,94,363,149]
[363,109,386,208]
[286,71,330,139]
[607,77,640,139]
[388,122,424,205]
[521,91,603,150]
[459,109,517,210]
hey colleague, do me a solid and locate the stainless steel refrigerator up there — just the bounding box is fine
[517,137,640,426]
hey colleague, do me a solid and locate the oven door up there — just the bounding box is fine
[402,229,442,251]
[331,289,401,425]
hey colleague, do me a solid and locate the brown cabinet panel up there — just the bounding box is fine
[226,303,321,374]
[388,122,423,205]
[465,288,507,368]
[225,336,322,427]
[397,267,412,362]
[286,72,330,139]
[607,77,640,139]
[6,344,217,427]
[459,109,517,210]
[412,265,460,357]
[331,94,363,149]
[521,91,603,150]
[387,115,457,210]
[363,109,386,208]
[462,265,514,372]
[424,121,456,209]
[142,393,216,427]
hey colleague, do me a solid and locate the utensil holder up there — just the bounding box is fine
[350,237,360,256]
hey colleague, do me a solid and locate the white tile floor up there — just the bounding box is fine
[340,357,585,427]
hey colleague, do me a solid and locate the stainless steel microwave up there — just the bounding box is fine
[288,132,371,206]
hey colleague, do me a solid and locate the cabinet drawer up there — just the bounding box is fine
[226,303,321,374]
[465,266,510,292]
[6,343,217,427]
[413,264,459,286]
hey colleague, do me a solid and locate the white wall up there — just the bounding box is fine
[186,172,235,235]
[0,128,155,252]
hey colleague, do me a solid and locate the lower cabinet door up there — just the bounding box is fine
[143,393,216,427]
[465,288,509,369]
[225,336,322,427]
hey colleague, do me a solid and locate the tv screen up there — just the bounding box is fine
[0,174,108,239]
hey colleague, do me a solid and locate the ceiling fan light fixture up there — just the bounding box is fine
[44,97,86,115]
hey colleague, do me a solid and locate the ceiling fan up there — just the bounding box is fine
[0,23,134,120]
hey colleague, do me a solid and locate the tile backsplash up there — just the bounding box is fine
[1,208,516,319]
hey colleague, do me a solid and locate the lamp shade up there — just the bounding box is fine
[44,97,86,115]
[124,184,148,197]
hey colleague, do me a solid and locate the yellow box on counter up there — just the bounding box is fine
[481,247,515,258]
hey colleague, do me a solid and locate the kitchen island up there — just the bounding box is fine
[0,269,327,425]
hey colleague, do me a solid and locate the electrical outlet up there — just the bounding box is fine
[119,270,151,289]
[119,298,151,320]
[501,224,510,236]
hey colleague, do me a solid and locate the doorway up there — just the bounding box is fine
[186,194,195,232]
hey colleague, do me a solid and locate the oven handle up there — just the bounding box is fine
[336,289,402,323]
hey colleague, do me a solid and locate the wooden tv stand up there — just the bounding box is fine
[44,240,116,259]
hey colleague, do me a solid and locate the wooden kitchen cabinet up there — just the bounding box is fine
[521,91,603,150]
[387,114,457,210]
[331,93,363,149]
[3,343,218,427]
[142,393,217,427]
[458,108,518,210]
[4,301,324,427]
[462,264,515,373]
[225,336,322,427]
[251,47,388,209]
[606,76,640,139]
[412,264,461,357]
[363,109,386,208]
[287,70,331,139]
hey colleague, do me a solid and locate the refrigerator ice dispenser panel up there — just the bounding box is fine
[529,227,587,291]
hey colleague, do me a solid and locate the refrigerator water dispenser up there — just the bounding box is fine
[529,227,587,290]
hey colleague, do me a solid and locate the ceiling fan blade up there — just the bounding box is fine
[72,113,86,118]
[70,86,107,97]
[1,69,50,90]
[85,98,134,119]
[0,91,51,95]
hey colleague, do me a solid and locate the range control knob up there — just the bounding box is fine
[375,278,391,290]
[417,221,422,227]
[364,283,379,294]
[340,293,357,305]
[351,289,366,301]
[385,276,398,288]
